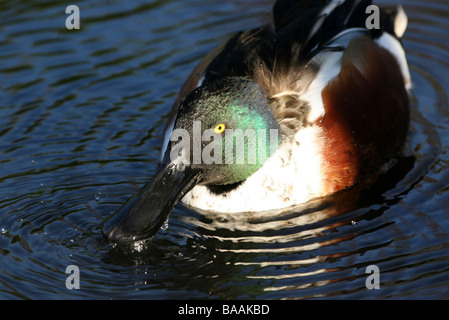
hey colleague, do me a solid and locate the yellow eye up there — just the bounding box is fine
[214,123,226,134]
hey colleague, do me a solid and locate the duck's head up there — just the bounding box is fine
[102,77,282,243]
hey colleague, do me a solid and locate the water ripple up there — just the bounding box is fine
[0,0,449,299]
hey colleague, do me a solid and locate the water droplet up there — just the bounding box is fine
[1,228,7,234]
[351,220,357,226]
[94,192,102,201]
[132,240,145,252]
[161,217,169,230]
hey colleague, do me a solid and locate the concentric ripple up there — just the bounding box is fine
[1,0,449,299]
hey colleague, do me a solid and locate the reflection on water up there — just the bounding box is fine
[1,0,449,299]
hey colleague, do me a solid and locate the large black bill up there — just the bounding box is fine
[102,159,202,243]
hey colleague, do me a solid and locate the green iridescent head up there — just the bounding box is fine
[171,77,282,185]
[102,77,282,243]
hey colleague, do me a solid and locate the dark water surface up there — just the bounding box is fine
[1,0,449,299]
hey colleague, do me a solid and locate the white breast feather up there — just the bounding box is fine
[181,126,326,213]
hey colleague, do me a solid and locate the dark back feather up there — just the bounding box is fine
[204,0,372,83]
[203,0,373,134]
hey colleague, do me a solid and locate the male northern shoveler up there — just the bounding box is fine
[103,0,411,243]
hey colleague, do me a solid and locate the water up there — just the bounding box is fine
[1,0,449,299]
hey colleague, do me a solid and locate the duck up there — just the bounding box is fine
[102,0,411,243]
